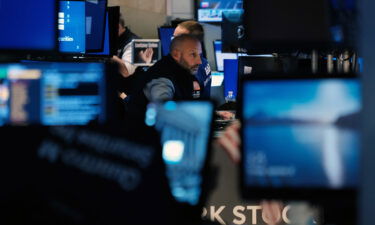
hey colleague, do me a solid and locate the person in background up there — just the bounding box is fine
[123,34,203,118]
[173,21,212,99]
[112,13,154,78]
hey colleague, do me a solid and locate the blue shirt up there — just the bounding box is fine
[195,57,212,98]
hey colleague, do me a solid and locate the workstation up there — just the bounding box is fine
[0,1,374,225]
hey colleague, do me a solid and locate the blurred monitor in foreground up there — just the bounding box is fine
[146,100,215,207]
[239,73,361,200]
[0,62,108,126]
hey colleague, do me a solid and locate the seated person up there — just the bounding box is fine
[123,34,204,118]
[173,21,212,98]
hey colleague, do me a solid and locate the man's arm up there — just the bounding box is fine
[121,42,138,76]
[143,78,175,102]
[112,55,130,78]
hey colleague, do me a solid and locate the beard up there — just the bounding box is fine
[179,58,199,75]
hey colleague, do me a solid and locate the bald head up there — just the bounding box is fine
[170,34,200,52]
[173,20,204,41]
[170,34,202,75]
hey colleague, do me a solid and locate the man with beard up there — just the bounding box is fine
[144,33,202,101]
[173,21,211,99]
[122,34,203,118]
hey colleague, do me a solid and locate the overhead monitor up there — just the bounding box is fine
[213,40,238,71]
[243,0,358,52]
[0,62,108,126]
[221,10,244,53]
[0,0,57,53]
[240,74,361,200]
[85,0,107,52]
[58,0,86,54]
[196,0,243,23]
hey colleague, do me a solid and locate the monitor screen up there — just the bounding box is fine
[132,39,161,66]
[158,27,175,56]
[211,71,224,87]
[58,0,86,54]
[196,0,243,23]
[0,62,107,126]
[240,75,361,198]
[146,101,214,206]
[0,0,57,52]
[243,0,358,51]
[87,12,110,56]
[223,59,238,99]
[85,0,107,52]
[221,10,246,53]
[214,40,238,71]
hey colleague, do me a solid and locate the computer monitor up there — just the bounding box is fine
[87,12,110,57]
[213,40,238,71]
[243,0,358,52]
[211,71,224,87]
[196,0,244,23]
[223,59,239,99]
[158,26,175,56]
[86,6,120,58]
[132,39,161,66]
[237,55,282,77]
[0,0,57,53]
[58,0,86,54]
[239,73,361,200]
[146,100,215,207]
[221,10,244,53]
[85,0,107,52]
[0,62,108,126]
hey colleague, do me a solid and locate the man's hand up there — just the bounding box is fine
[139,48,154,64]
[216,110,235,120]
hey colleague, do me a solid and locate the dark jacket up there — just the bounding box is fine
[146,54,196,100]
[123,55,199,118]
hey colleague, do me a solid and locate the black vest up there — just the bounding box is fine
[147,55,196,100]
[123,55,197,119]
